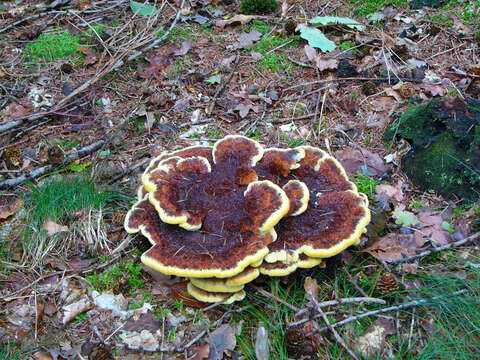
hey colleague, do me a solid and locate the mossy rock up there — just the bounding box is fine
[384,97,480,201]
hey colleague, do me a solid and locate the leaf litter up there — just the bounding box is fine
[0,0,479,358]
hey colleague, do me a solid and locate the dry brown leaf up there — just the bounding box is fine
[215,15,257,28]
[335,146,388,176]
[375,182,404,204]
[416,212,449,246]
[364,233,418,262]
[304,45,317,62]
[315,57,338,71]
[43,220,69,236]
[32,352,54,360]
[207,324,236,360]
[304,276,319,298]
[0,197,24,219]
[191,344,210,360]
[355,318,395,357]
[370,96,396,112]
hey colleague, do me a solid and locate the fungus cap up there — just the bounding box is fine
[187,282,246,304]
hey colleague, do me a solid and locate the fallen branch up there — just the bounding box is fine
[303,290,467,334]
[206,53,240,115]
[254,286,301,312]
[391,231,480,265]
[290,296,386,327]
[307,290,359,360]
[282,76,423,92]
[0,0,184,134]
[0,140,105,189]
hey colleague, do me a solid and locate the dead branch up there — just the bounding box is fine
[303,290,467,334]
[254,286,301,312]
[0,140,105,189]
[290,296,386,327]
[206,53,240,115]
[391,231,480,265]
[0,0,184,135]
[307,290,360,360]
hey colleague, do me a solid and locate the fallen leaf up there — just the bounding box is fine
[315,57,338,71]
[233,30,262,49]
[0,196,24,219]
[392,210,419,227]
[304,45,317,62]
[130,0,159,16]
[62,297,91,324]
[0,102,29,122]
[234,102,259,118]
[375,182,404,206]
[174,39,192,56]
[170,281,206,308]
[191,344,210,360]
[355,318,395,357]
[335,146,388,176]
[303,276,319,298]
[255,323,270,360]
[138,45,176,79]
[364,233,418,262]
[119,329,160,351]
[309,16,365,31]
[43,220,69,236]
[299,26,335,52]
[207,325,236,360]
[285,321,323,357]
[416,212,449,246]
[215,15,257,28]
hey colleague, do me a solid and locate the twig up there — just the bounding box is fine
[107,157,150,184]
[2,254,120,301]
[287,56,315,69]
[206,53,240,115]
[0,140,105,189]
[282,76,422,92]
[293,296,386,323]
[391,231,480,265]
[254,286,300,312]
[308,290,360,360]
[306,290,467,334]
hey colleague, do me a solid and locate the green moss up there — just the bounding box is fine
[354,174,380,200]
[385,98,480,200]
[245,129,263,140]
[239,0,278,14]
[24,31,82,63]
[86,260,145,293]
[241,19,271,34]
[346,0,408,16]
[250,35,299,72]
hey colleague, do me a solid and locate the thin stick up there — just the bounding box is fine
[295,296,386,318]
[391,231,480,265]
[0,140,105,189]
[255,287,300,312]
[282,76,422,92]
[306,290,467,334]
[308,291,359,360]
[206,53,240,115]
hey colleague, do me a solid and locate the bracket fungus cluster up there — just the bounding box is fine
[125,136,371,303]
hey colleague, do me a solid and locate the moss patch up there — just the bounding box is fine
[24,31,82,63]
[384,97,480,201]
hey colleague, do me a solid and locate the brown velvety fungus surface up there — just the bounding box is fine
[125,196,275,278]
[125,137,371,302]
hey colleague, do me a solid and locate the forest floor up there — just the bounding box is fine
[0,0,479,359]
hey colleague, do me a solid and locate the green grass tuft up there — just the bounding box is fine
[27,175,110,228]
[24,31,82,63]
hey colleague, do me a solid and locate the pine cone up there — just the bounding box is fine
[377,273,399,294]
